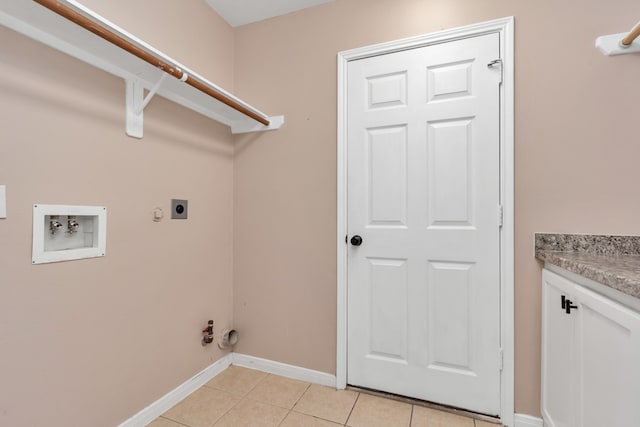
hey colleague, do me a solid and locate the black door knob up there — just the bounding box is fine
[350,235,363,246]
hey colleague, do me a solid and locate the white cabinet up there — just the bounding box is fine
[542,268,640,427]
[541,270,575,427]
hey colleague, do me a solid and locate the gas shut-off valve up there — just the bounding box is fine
[202,320,214,346]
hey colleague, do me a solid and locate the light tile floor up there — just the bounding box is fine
[149,366,502,427]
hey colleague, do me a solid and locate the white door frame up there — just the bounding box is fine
[336,17,515,426]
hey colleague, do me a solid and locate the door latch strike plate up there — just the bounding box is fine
[487,59,503,83]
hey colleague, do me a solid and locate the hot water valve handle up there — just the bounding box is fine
[202,320,214,346]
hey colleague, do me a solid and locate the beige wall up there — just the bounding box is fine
[233,0,640,417]
[0,1,235,426]
[4,0,640,424]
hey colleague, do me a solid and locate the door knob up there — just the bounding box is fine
[350,235,363,246]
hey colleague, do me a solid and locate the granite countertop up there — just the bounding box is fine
[535,234,640,300]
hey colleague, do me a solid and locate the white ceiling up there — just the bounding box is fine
[205,0,334,27]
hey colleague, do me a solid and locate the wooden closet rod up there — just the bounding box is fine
[33,0,270,126]
[621,21,640,47]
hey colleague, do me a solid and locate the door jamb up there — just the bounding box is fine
[336,17,515,426]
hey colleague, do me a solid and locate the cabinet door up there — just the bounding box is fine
[542,269,577,427]
[575,285,640,427]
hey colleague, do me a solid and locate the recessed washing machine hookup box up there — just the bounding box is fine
[32,204,107,264]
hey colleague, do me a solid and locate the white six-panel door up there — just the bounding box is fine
[347,33,502,415]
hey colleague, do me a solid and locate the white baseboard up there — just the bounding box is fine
[232,353,336,388]
[514,413,544,427]
[118,351,530,427]
[117,353,233,427]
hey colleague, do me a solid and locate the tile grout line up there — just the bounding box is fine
[274,379,312,427]
[292,383,348,425]
[159,413,195,427]
[290,382,313,409]
[246,371,270,395]
[409,404,414,427]
[158,415,191,427]
[215,396,241,426]
[344,391,361,427]
[211,368,273,426]
[208,375,266,427]
[275,408,290,427]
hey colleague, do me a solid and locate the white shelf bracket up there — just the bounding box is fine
[596,20,640,56]
[136,73,169,115]
[596,33,640,56]
[125,74,169,139]
[125,79,143,139]
[231,115,285,134]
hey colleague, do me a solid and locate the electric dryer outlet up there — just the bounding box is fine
[171,199,188,219]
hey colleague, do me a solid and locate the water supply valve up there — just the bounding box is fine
[202,320,214,346]
[49,215,64,234]
[67,215,80,234]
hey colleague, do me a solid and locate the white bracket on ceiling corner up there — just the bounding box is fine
[125,75,169,139]
[231,115,285,135]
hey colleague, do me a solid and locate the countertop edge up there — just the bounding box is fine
[535,250,640,300]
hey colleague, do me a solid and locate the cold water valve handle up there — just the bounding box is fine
[67,215,80,234]
[202,320,214,346]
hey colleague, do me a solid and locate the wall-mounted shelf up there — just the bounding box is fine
[0,0,283,137]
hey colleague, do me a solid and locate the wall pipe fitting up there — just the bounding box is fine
[202,320,214,346]
[218,329,238,349]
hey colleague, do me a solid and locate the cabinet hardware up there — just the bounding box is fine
[565,299,578,314]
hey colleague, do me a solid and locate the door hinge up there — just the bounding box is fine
[499,348,504,371]
[498,204,504,227]
[487,58,503,84]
